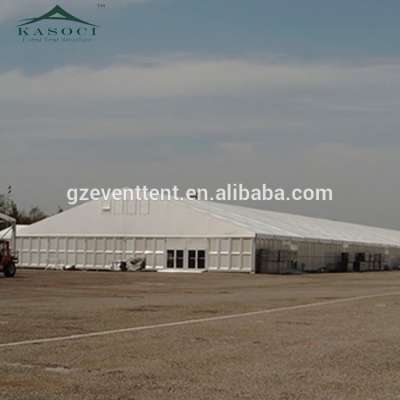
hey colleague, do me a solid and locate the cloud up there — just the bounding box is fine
[2,57,400,143]
[1,57,400,142]
[0,60,330,101]
[2,57,399,104]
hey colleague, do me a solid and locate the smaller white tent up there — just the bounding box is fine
[0,225,27,240]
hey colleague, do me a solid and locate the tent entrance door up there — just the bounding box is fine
[167,249,184,269]
[188,250,206,270]
[166,249,206,269]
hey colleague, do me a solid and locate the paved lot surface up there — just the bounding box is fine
[1,270,400,400]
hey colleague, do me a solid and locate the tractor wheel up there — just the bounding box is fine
[4,263,16,278]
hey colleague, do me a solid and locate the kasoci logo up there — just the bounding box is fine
[17,5,98,42]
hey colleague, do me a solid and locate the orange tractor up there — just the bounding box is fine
[0,213,17,278]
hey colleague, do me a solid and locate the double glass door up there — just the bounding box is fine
[167,249,206,270]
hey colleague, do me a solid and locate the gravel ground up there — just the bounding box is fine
[1,270,400,400]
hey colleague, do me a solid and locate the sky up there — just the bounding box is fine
[1,0,400,229]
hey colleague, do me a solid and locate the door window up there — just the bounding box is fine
[167,250,174,268]
[197,250,206,269]
[188,249,206,269]
[176,250,184,268]
[188,250,196,269]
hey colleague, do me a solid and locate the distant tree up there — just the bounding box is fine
[0,194,7,230]
[0,194,6,213]
[27,207,47,223]
[8,200,21,221]
[0,191,47,225]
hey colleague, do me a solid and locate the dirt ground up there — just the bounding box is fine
[1,269,400,400]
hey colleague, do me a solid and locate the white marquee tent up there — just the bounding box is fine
[16,199,400,273]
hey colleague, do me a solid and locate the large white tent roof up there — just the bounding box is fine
[19,199,400,248]
[189,201,400,247]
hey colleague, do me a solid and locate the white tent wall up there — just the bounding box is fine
[255,235,400,273]
[16,236,255,272]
